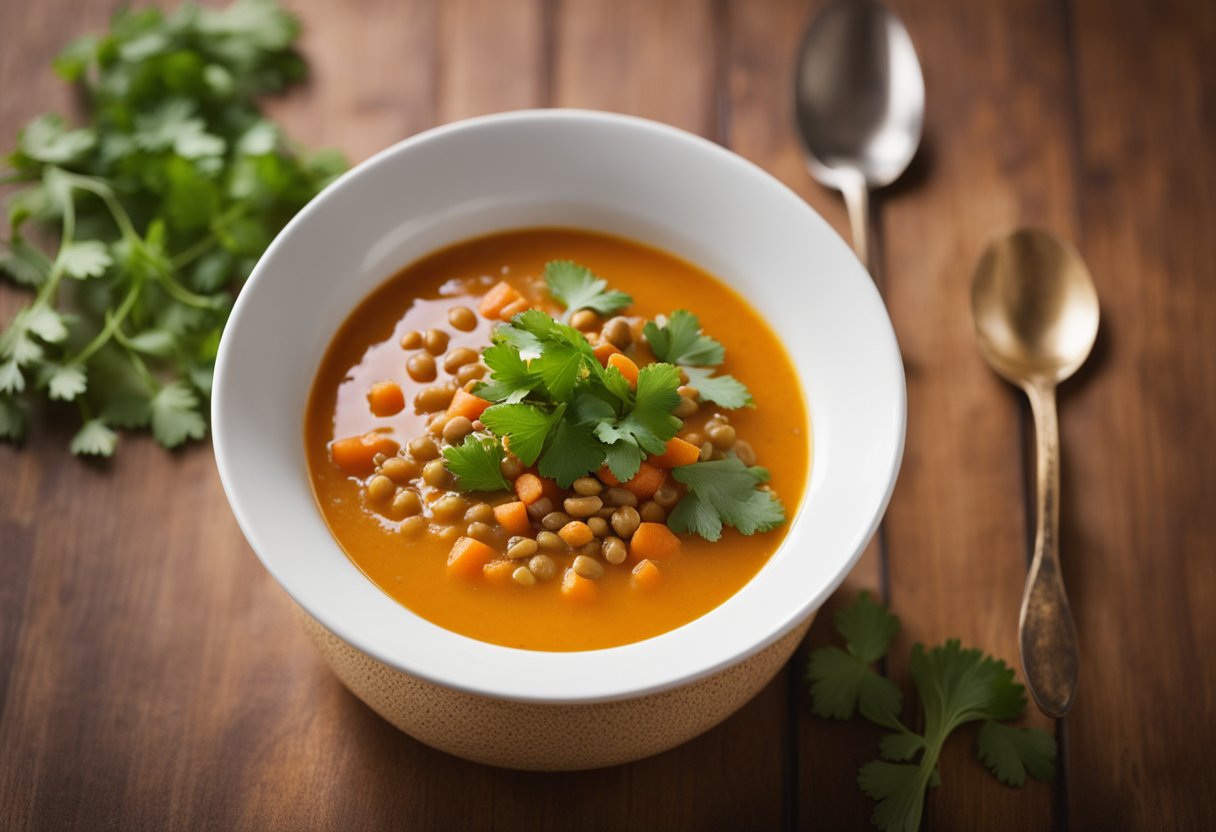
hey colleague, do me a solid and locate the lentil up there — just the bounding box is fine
[536,531,565,553]
[399,330,422,349]
[602,487,638,507]
[507,538,539,559]
[442,415,474,444]
[422,459,452,488]
[512,566,537,586]
[564,495,603,517]
[415,384,456,412]
[500,455,524,481]
[570,308,599,331]
[640,501,667,523]
[455,363,486,385]
[572,476,603,496]
[578,540,602,557]
[541,511,571,531]
[465,502,495,524]
[407,351,437,382]
[708,423,737,449]
[467,521,494,541]
[682,431,704,448]
[588,516,610,538]
[392,489,422,516]
[653,482,680,509]
[734,439,757,466]
[572,554,604,579]
[432,494,468,522]
[443,347,479,374]
[674,396,698,417]
[611,506,641,539]
[602,316,632,348]
[699,440,714,461]
[528,554,558,581]
[428,415,449,436]
[366,474,395,501]
[399,515,426,536]
[408,435,440,460]
[677,385,700,401]
[448,305,477,331]
[381,456,415,483]
[602,536,628,565]
[595,506,617,518]
[372,452,387,467]
[423,328,449,355]
[436,524,460,544]
[559,520,594,547]
[526,497,554,520]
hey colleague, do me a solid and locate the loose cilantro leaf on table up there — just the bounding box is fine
[544,260,632,322]
[667,458,786,542]
[442,435,511,492]
[0,0,346,456]
[806,593,1057,832]
[644,310,752,407]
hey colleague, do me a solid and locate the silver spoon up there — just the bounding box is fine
[972,229,1100,717]
[794,0,925,276]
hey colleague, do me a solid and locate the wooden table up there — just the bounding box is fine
[2,0,1213,829]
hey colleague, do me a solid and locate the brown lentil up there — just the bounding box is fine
[455,363,487,385]
[380,456,416,483]
[408,435,440,460]
[677,385,700,401]
[443,347,479,375]
[601,316,633,348]
[594,506,617,518]
[436,525,460,544]
[602,536,628,565]
[422,328,449,355]
[422,459,452,488]
[528,554,558,581]
[640,501,667,523]
[558,521,594,547]
[415,384,456,412]
[541,511,571,531]
[682,431,704,448]
[602,487,638,507]
[734,439,757,466]
[432,494,468,522]
[536,531,565,553]
[563,495,603,517]
[678,367,689,384]
[572,476,603,497]
[465,502,495,524]
[653,482,680,509]
[471,419,485,431]
[587,516,610,538]
[366,474,395,502]
[511,566,536,586]
[674,396,699,418]
[570,308,599,331]
[578,540,602,557]
[448,306,477,331]
[392,489,422,517]
[500,455,524,481]
[572,554,604,579]
[399,515,426,536]
[507,537,539,559]
[372,452,387,467]
[467,521,494,541]
[428,415,449,436]
[708,423,737,449]
[399,330,422,350]
[526,497,554,520]
[407,351,437,382]
[611,506,641,539]
[442,415,474,444]
[699,440,714,461]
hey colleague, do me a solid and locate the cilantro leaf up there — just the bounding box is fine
[909,640,1027,729]
[0,240,52,287]
[475,343,537,404]
[617,363,682,454]
[977,721,1057,786]
[601,438,645,482]
[59,241,112,279]
[0,395,26,441]
[669,458,785,541]
[858,761,933,832]
[683,366,754,409]
[837,590,901,665]
[22,307,68,344]
[807,646,904,727]
[538,413,605,487]
[544,260,632,322]
[479,402,565,467]
[45,364,87,401]
[150,382,207,448]
[442,434,510,492]
[643,310,724,366]
[0,361,25,394]
[70,419,118,456]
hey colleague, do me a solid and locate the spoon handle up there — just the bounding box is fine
[841,177,880,284]
[1020,381,1079,718]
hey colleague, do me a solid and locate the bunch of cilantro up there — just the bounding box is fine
[442,260,785,541]
[807,592,1057,831]
[0,0,345,455]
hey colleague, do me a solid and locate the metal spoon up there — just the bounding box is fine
[794,0,924,276]
[971,229,1099,718]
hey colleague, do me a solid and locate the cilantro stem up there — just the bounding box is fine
[69,277,141,366]
[168,201,252,270]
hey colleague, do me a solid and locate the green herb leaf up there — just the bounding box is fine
[643,309,724,366]
[669,457,785,541]
[544,260,632,322]
[442,434,511,492]
[0,395,26,440]
[0,360,25,394]
[45,364,87,401]
[149,382,207,448]
[909,640,1027,729]
[858,761,932,832]
[683,366,754,409]
[977,721,1057,786]
[70,419,118,456]
[59,240,112,279]
[22,306,68,344]
[538,413,606,487]
[806,591,903,727]
[480,402,565,467]
[837,590,901,665]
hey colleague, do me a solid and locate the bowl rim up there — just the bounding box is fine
[212,108,905,704]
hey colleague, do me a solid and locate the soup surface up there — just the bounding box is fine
[305,229,809,651]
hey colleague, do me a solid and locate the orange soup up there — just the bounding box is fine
[305,229,809,651]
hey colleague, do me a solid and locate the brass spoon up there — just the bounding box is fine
[971,229,1099,718]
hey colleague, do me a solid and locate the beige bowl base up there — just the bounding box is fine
[298,608,812,771]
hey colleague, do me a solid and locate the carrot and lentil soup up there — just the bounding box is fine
[305,229,809,651]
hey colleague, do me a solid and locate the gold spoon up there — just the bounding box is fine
[971,229,1099,718]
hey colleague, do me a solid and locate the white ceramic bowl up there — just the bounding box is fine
[213,109,904,768]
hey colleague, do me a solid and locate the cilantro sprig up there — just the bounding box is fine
[442,434,511,492]
[644,310,753,408]
[0,0,345,455]
[544,260,632,323]
[668,458,785,541]
[807,592,1057,832]
[470,308,681,487]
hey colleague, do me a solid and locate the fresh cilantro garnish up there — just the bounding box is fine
[544,260,632,323]
[0,0,345,456]
[644,310,753,408]
[441,434,511,492]
[667,457,785,541]
[807,592,1057,832]
[643,309,725,366]
[470,304,682,488]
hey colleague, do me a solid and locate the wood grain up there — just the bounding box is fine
[2,0,1215,829]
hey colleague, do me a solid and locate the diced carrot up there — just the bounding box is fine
[629,522,681,562]
[514,472,544,505]
[447,388,492,422]
[367,380,405,417]
[597,466,620,487]
[593,342,621,367]
[537,474,562,502]
[478,280,523,319]
[493,501,533,537]
[631,559,661,589]
[607,352,640,388]
[623,462,666,500]
[447,536,498,580]
[330,432,400,476]
[499,298,530,320]
[560,569,599,603]
[650,437,701,469]
[483,559,516,584]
